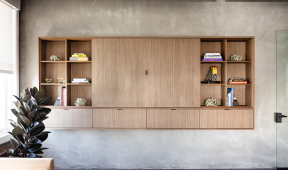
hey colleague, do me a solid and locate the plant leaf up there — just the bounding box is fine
[10,138,18,148]
[8,119,18,128]
[12,126,23,137]
[33,87,38,93]
[13,95,23,106]
[34,89,45,101]
[36,116,48,123]
[36,133,48,142]
[28,153,36,158]
[37,97,52,105]
[11,109,19,117]
[18,105,28,117]
[12,102,21,113]
[27,144,42,152]
[32,112,47,122]
[28,110,38,120]
[30,122,45,136]
[22,102,31,114]
[17,114,30,128]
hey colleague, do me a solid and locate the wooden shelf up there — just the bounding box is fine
[67,83,92,85]
[41,61,66,63]
[227,83,252,85]
[227,61,252,63]
[41,83,66,86]
[67,61,92,63]
[201,84,226,85]
[200,106,253,108]
[201,61,225,63]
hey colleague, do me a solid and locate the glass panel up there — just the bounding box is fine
[276,30,288,168]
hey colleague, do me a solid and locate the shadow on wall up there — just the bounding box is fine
[226,0,288,2]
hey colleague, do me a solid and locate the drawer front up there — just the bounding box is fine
[45,109,93,128]
[200,109,254,129]
[93,109,146,129]
[147,109,199,129]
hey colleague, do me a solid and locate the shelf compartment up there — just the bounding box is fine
[39,39,66,61]
[67,83,92,85]
[201,85,226,106]
[227,39,253,61]
[67,62,91,83]
[40,83,66,86]
[67,85,92,106]
[67,39,92,61]
[40,63,66,84]
[227,85,252,106]
[201,62,226,84]
[201,39,226,61]
[40,85,65,105]
[227,62,253,84]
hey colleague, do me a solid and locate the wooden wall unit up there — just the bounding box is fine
[39,36,255,130]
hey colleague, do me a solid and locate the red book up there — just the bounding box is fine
[229,81,247,84]
[62,87,65,106]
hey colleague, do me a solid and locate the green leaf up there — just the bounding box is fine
[17,114,30,128]
[28,110,38,120]
[12,102,21,113]
[18,106,28,117]
[33,87,38,93]
[12,126,23,137]
[30,122,45,136]
[8,119,18,128]
[11,109,19,117]
[22,102,31,114]
[32,112,47,122]
[36,116,48,123]
[34,89,45,101]
[10,138,19,148]
[37,97,52,105]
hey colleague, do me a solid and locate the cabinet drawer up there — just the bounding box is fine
[93,109,146,129]
[147,109,199,129]
[200,109,254,129]
[45,109,93,128]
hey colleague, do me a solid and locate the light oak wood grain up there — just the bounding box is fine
[45,109,93,128]
[40,41,65,61]
[200,109,253,128]
[147,109,199,129]
[93,109,146,129]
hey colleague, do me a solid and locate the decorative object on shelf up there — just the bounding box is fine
[0,87,52,158]
[227,88,234,106]
[71,78,90,84]
[233,98,240,106]
[204,97,219,106]
[69,53,90,61]
[74,98,87,106]
[230,54,242,61]
[45,75,52,83]
[49,55,62,61]
[57,76,64,84]
[202,53,223,61]
[227,78,247,84]
[202,66,220,84]
[54,97,61,106]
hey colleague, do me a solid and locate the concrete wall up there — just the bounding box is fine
[19,0,288,169]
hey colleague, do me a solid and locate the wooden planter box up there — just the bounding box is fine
[0,158,54,170]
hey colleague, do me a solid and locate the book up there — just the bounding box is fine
[69,57,89,61]
[227,88,234,106]
[229,81,247,84]
[204,55,222,58]
[62,87,65,106]
[59,86,63,106]
[71,81,90,84]
[205,53,221,55]
[72,54,87,57]
[202,58,223,61]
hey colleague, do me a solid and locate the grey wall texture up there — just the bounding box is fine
[19,0,288,169]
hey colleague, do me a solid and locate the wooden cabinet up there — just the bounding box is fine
[199,109,254,129]
[147,109,199,129]
[93,109,146,129]
[144,39,200,107]
[45,109,93,128]
[92,38,200,107]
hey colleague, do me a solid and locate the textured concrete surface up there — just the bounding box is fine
[19,0,288,169]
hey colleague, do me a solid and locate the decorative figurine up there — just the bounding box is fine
[54,97,61,106]
[74,98,87,106]
[204,97,219,106]
[45,75,52,83]
[57,76,64,84]
[50,55,62,61]
[230,54,242,61]
[202,66,220,84]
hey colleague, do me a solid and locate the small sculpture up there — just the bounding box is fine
[74,98,87,106]
[230,54,242,61]
[204,97,219,106]
[50,55,62,61]
[205,66,218,82]
[45,75,52,83]
[57,76,64,84]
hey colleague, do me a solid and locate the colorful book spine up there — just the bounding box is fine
[229,81,247,84]
[227,88,234,106]
[69,57,89,61]
[202,58,223,61]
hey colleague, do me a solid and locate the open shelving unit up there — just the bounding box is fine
[200,38,254,108]
[39,38,93,107]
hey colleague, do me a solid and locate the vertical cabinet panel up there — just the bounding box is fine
[147,109,200,129]
[200,109,254,129]
[92,38,145,107]
[144,39,200,107]
[93,109,146,129]
[46,109,93,128]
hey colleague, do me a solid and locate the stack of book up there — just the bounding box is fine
[227,78,247,84]
[69,53,90,61]
[202,53,223,61]
[71,78,90,84]
[60,86,66,106]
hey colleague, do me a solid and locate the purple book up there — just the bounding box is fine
[202,58,223,61]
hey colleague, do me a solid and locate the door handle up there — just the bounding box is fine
[276,112,287,123]
[145,70,148,75]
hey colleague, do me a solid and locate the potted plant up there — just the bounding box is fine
[0,87,54,170]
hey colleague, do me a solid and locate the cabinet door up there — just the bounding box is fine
[200,109,254,129]
[144,39,200,107]
[93,109,146,129]
[45,109,93,128]
[92,38,145,107]
[147,109,199,129]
